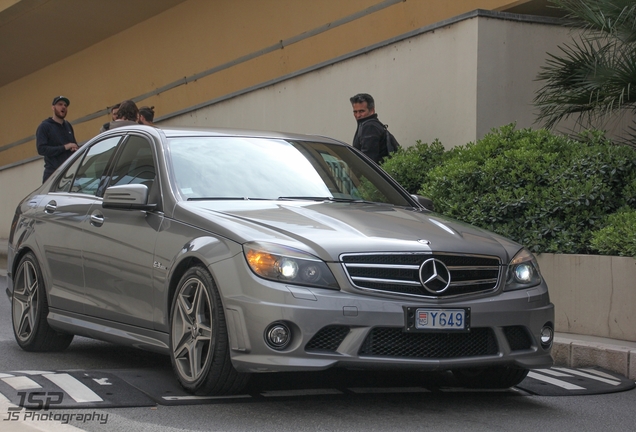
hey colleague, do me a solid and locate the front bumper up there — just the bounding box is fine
[211,258,554,374]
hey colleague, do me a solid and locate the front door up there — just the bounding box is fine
[82,134,162,328]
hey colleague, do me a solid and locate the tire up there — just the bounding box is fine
[169,266,249,395]
[452,366,529,389]
[12,252,74,352]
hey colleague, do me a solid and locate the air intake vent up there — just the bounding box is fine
[305,325,350,352]
[503,326,533,351]
[359,327,498,358]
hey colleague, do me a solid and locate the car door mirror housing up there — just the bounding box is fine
[411,194,435,211]
[103,184,156,210]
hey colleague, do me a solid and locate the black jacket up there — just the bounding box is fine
[35,118,76,178]
[352,114,387,163]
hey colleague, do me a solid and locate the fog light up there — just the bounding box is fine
[540,325,554,348]
[265,323,291,350]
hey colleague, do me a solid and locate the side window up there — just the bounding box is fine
[109,136,156,188]
[54,155,83,192]
[70,137,120,195]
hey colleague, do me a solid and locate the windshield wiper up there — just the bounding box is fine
[277,196,333,201]
[328,197,374,203]
[277,196,374,203]
[187,197,269,201]
[188,196,389,205]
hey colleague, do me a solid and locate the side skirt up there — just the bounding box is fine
[47,308,171,355]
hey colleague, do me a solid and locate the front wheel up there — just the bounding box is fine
[12,252,74,352]
[452,366,529,389]
[169,266,249,395]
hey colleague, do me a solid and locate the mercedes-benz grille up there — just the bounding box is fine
[341,253,502,298]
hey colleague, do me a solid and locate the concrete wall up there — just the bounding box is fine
[0,160,42,233]
[537,253,636,342]
[162,16,481,147]
[477,16,554,140]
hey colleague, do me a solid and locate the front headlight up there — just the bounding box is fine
[504,248,542,291]
[243,242,339,290]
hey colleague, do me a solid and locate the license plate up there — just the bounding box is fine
[404,307,470,332]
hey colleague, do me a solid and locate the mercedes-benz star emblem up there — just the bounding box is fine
[419,258,451,294]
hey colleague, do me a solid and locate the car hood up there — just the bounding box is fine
[175,201,522,263]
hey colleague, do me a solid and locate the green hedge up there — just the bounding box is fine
[381,139,447,194]
[381,124,636,255]
[590,208,636,257]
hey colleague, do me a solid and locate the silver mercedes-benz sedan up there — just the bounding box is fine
[7,125,554,395]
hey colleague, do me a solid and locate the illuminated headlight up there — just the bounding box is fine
[504,248,542,291]
[243,242,339,290]
[514,263,533,283]
[279,259,299,278]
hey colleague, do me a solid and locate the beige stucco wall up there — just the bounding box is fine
[0,160,42,235]
[162,17,480,148]
[164,16,576,149]
[537,253,636,342]
[476,16,562,139]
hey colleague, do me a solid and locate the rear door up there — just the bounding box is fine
[39,136,121,312]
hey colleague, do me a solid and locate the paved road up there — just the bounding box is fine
[1,275,635,432]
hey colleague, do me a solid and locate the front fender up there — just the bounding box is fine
[153,227,241,332]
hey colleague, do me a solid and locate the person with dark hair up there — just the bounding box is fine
[138,106,155,126]
[100,103,120,132]
[36,96,79,182]
[102,100,139,131]
[349,93,387,164]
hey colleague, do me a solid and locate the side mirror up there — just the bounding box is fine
[103,184,156,210]
[411,194,435,212]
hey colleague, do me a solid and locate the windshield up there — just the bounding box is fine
[166,136,411,206]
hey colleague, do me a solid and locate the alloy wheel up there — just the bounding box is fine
[13,260,40,342]
[171,277,214,383]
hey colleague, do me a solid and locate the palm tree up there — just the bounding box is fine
[534,0,636,144]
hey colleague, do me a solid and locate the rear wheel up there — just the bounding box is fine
[169,266,249,395]
[452,366,529,389]
[12,252,74,352]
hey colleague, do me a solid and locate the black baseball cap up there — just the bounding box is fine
[52,96,70,106]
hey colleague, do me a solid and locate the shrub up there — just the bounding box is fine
[590,208,636,257]
[414,124,636,254]
[381,139,446,194]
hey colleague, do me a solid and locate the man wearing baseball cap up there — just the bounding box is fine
[36,96,79,182]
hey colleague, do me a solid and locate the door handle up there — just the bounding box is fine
[90,212,104,227]
[44,201,57,214]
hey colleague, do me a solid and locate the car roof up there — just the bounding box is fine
[111,124,346,146]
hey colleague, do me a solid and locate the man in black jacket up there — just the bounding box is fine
[36,96,78,182]
[350,93,387,163]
